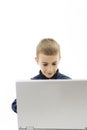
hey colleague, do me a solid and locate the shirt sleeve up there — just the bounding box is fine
[11,99,17,113]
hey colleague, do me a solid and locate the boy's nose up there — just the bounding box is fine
[47,65,53,72]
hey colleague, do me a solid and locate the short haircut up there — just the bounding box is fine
[36,38,61,58]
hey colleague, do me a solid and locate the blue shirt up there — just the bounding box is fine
[31,69,71,80]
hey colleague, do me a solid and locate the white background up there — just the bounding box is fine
[0,0,87,129]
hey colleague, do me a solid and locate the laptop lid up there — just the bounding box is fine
[16,80,87,130]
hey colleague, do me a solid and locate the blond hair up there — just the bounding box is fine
[36,38,61,58]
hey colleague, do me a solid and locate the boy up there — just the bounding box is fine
[12,38,71,113]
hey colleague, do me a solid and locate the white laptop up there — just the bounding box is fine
[16,80,87,130]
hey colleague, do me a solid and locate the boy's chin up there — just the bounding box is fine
[45,74,54,78]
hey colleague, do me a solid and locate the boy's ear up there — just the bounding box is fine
[59,56,61,61]
[35,57,38,64]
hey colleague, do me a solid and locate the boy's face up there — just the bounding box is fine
[35,53,60,78]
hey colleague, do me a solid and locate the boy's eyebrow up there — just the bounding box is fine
[42,62,48,63]
[42,61,58,64]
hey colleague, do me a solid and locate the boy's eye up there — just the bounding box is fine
[42,63,57,66]
[43,64,48,66]
[52,63,57,65]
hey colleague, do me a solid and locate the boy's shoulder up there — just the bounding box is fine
[31,75,41,80]
[57,72,71,79]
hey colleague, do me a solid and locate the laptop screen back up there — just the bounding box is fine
[16,80,87,129]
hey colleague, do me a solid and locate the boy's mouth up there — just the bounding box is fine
[47,73,52,75]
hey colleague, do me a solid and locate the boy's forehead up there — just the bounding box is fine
[38,53,60,61]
